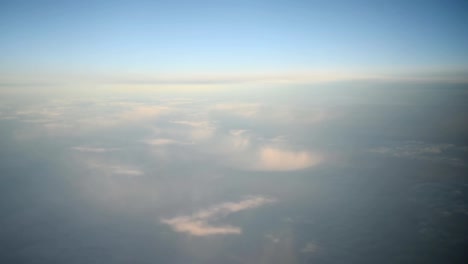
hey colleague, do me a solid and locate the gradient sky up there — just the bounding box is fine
[1,0,468,83]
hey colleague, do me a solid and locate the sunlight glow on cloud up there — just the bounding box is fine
[218,130,323,171]
[143,138,192,146]
[118,106,170,121]
[171,120,216,141]
[161,196,276,236]
[211,103,261,118]
[254,147,323,171]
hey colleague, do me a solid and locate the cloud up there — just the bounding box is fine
[211,103,261,118]
[72,146,119,153]
[160,219,241,236]
[301,242,319,254]
[265,234,280,243]
[227,129,251,150]
[143,138,187,146]
[12,99,174,138]
[77,105,171,129]
[109,166,144,176]
[88,161,144,176]
[161,196,275,236]
[254,147,323,171]
[200,129,323,171]
[370,141,467,166]
[118,106,170,121]
[5,70,468,91]
[171,120,216,141]
[211,102,330,125]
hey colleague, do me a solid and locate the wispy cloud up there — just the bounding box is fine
[72,146,120,153]
[88,161,144,176]
[143,138,189,146]
[171,120,216,141]
[161,196,276,236]
[211,102,330,125]
[301,242,319,254]
[211,103,261,118]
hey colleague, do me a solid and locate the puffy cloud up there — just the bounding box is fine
[254,147,323,171]
[161,196,275,236]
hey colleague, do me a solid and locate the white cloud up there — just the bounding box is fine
[161,219,241,236]
[171,120,216,141]
[110,166,144,176]
[118,105,170,121]
[203,130,323,171]
[12,99,174,138]
[72,146,119,153]
[161,196,275,236]
[227,129,251,151]
[211,102,330,125]
[88,161,144,176]
[211,103,261,118]
[144,138,187,146]
[254,147,323,171]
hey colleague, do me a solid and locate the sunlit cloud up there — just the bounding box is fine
[211,102,330,125]
[143,138,189,146]
[218,129,323,171]
[254,147,323,171]
[227,129,251,151]
[118,105,170,121]
[171,120,216,141]
[10,99,175,137]
[161,196,276,236]
[211,103,261,118]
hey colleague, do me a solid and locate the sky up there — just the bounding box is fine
[1,0,468,85]
[1,1,468,264]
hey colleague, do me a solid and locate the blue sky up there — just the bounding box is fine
[1,0,468,83]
